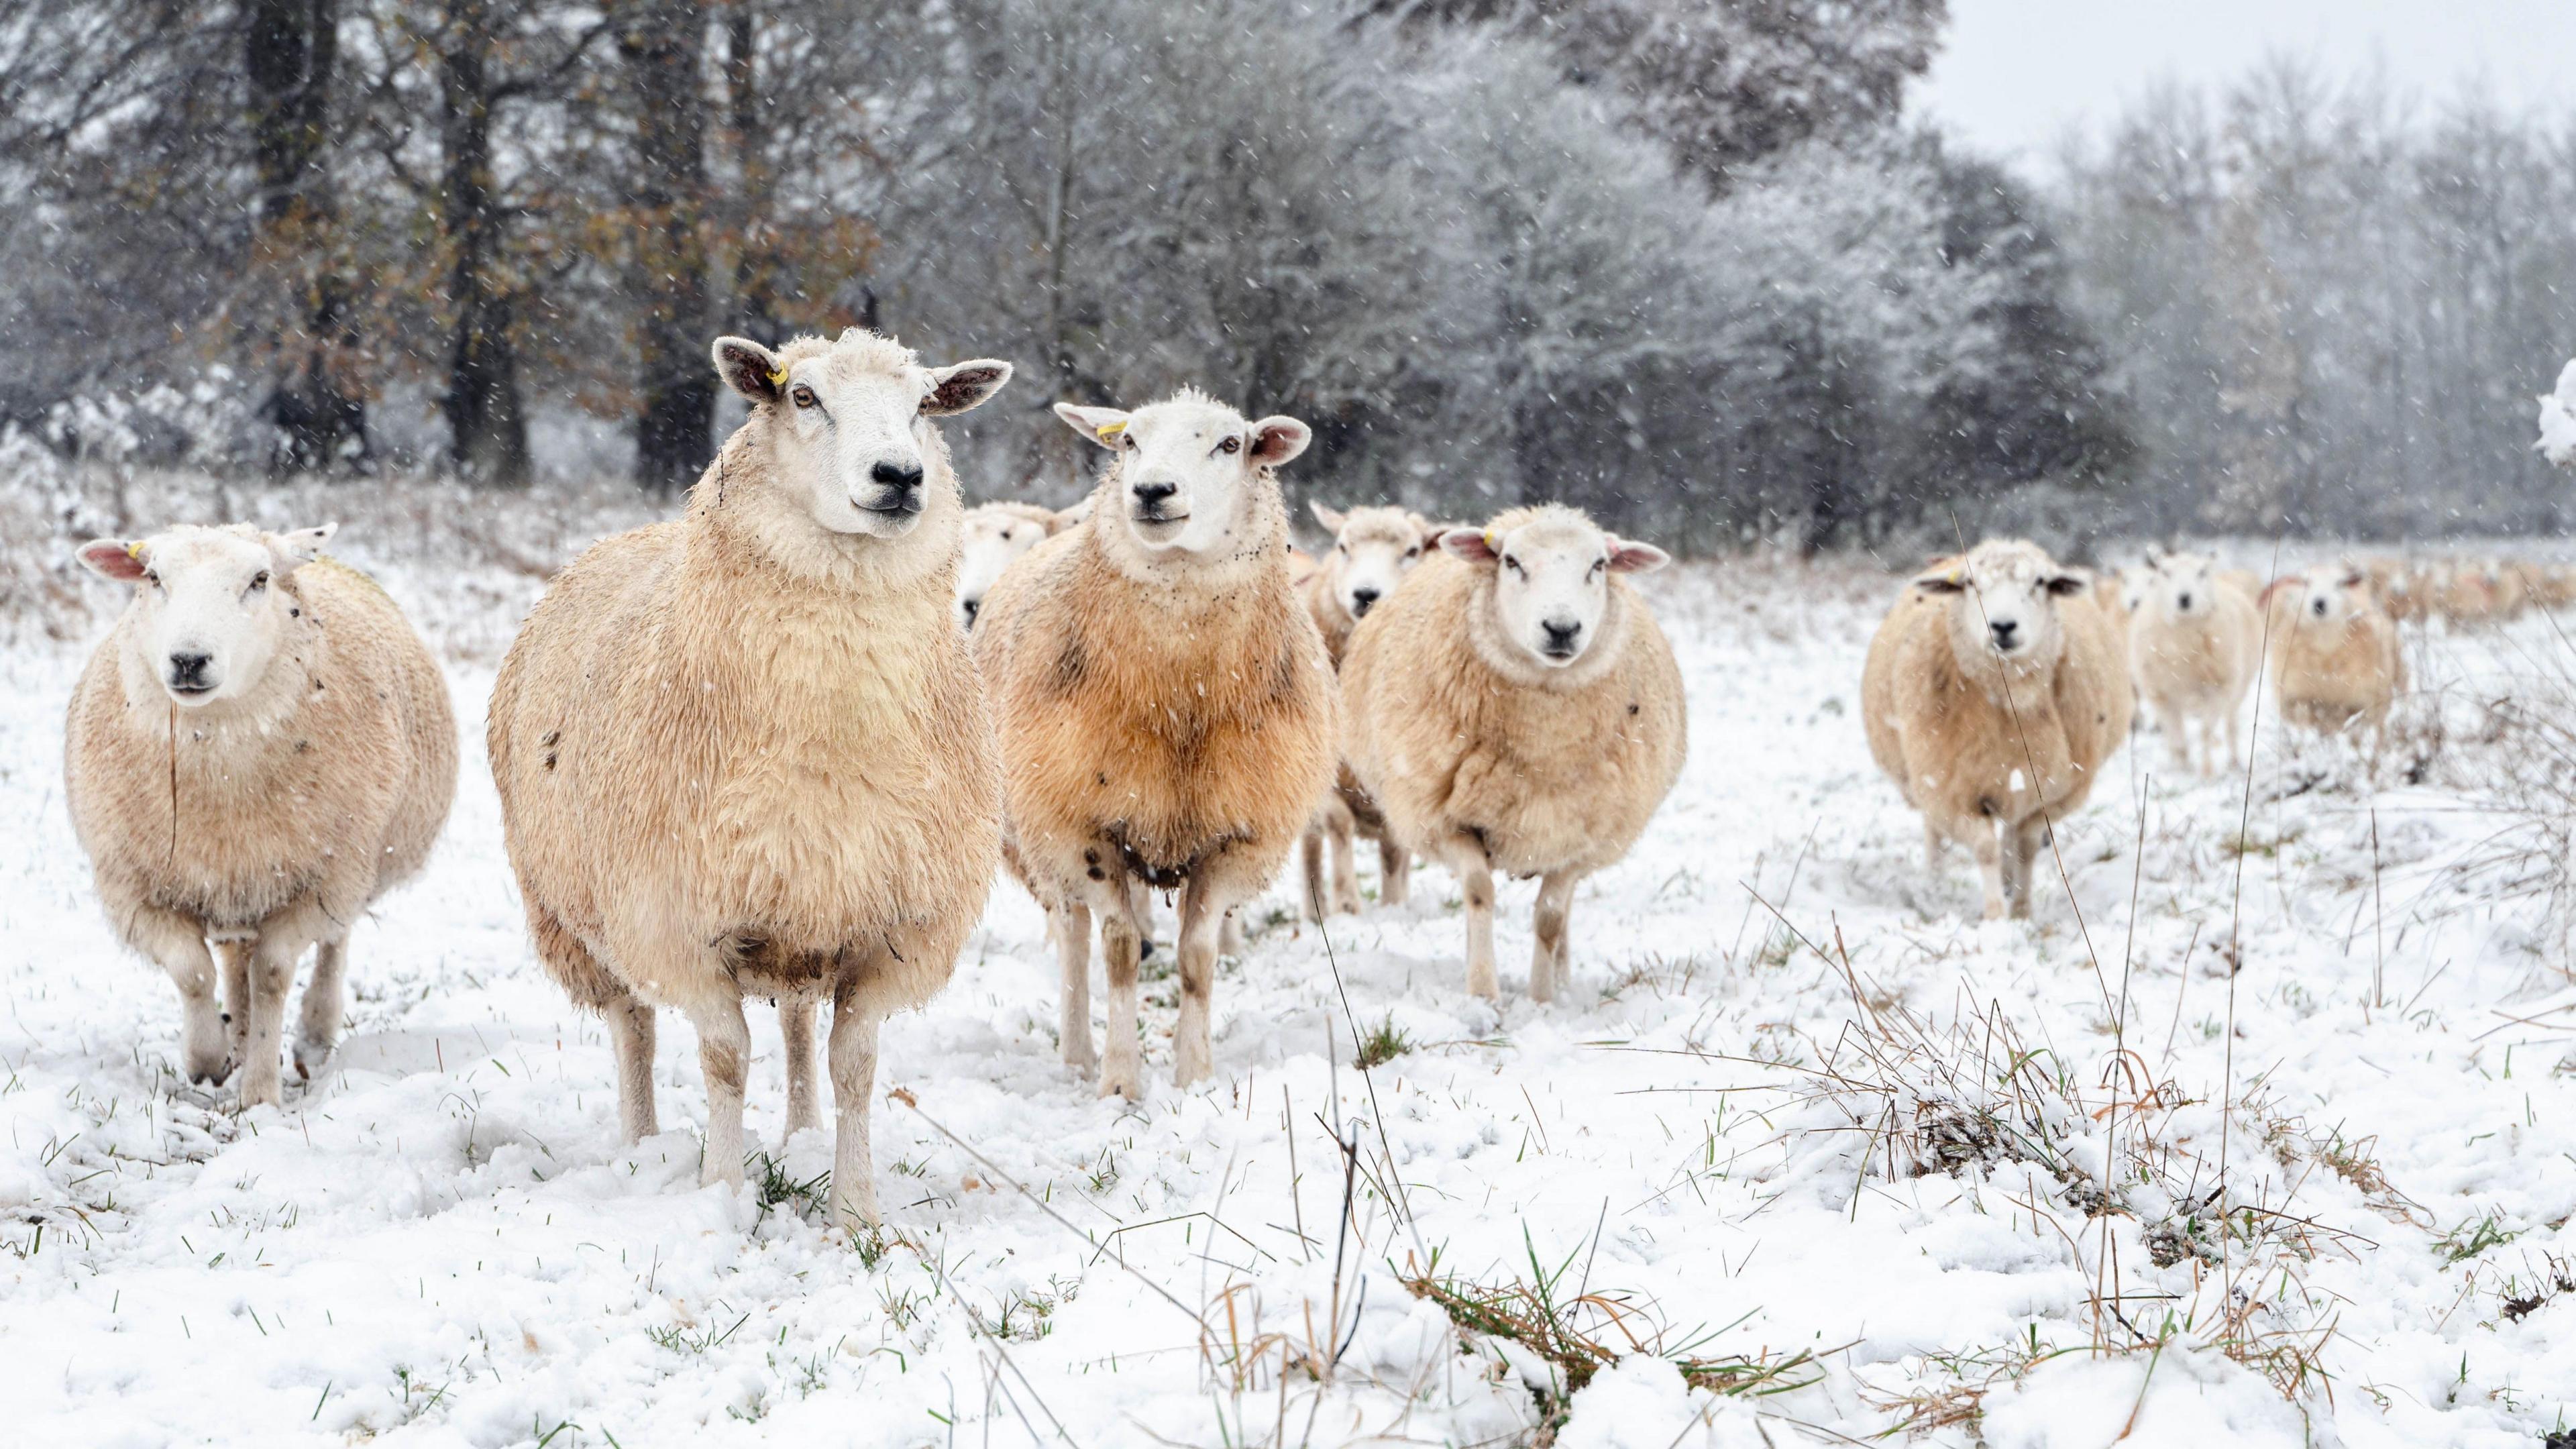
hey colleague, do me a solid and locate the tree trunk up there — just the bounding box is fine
[437,11,530,488]
[620,0,713,494]
[726,1,778,343]
[247,0,370,472]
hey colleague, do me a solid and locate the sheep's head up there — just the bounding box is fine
[2140,548,2224,623]
[76,523,333,709]
[1440,506,1667,677]
[713,330,1010,545]
[1912,539,2089,672]
[1311,500,1442,621]
[2288,564,2374,627]
[956,501,1071,629]
[1054,390,1308,561]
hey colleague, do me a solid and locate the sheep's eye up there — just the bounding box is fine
[790,384,817,409]
[143,571,161,589]
[1503,556,1523,575]
[1403,546,1419,559]
[1589,558,1606,577]
[249,570,270,592]
[1217,435,1241,455]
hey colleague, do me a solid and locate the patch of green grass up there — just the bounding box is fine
[2436,1212,2520,1265]
[1354,1014,1413,1071]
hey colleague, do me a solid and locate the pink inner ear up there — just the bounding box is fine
[1439,528,1498,564]
[1607,541,1670,574]
[78,541,148,582]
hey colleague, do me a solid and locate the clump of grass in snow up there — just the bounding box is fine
[2436,1212,2521,1265]
[1354,1014,1412,1070]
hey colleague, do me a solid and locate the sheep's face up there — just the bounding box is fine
[2298,566,2373,627]
[2142,550,2223,623]
[1312,502,1440,621]
[2118,566,2149,617]
[714,333,1010,543]
[1913,541,2088,670]
[955,503,1062,629]
[1440,511,1668,669]
[75,523,332,709]
[1055,393,1309,559]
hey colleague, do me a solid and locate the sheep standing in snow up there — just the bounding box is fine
[488,329,1010,1226]
[1340,505,1686,1002]
[975,390,1336,1097]
[1862,540,2131,920]
[2263,564,2406,747]
[2127,550,2262,778]
[2537,358,2576,468]
[1297,500,1444,919]
[955,500,1076,631]
[66,525,456,1106]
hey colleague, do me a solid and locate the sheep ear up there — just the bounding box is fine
[1309,500,1348,534]
[924,359,1012,417]
[1055,402,1131,450]
[2041,571,2090,597]
[1439,527,1499,564]
[714,336,782,404]
[268,523,337,570]
[76,539,150,583]
[1605,535,1670,574]
[1249,416,1310,468]
[1913,567,1968,594]
[1421,520,1454,551]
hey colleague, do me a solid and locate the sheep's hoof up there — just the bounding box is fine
[184,1056,233,1087]
[292,1039,334,1082]
[1098,1063,1142,1101]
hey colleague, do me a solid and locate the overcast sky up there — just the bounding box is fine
[1913,0,2576,164]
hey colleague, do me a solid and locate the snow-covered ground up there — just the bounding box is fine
[3,505,2572,1448]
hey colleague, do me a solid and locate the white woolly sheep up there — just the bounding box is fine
[2262,564,2406,748]
[2127,549,2262,778]
[1862,539,2132,920]
[488,329,1011,1227]
[956,500,1077,631]
[67,524,456,1106]
[1340,504,1686,1002]
[974,388,1337,1097]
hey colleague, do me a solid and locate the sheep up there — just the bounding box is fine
[66,523,456,1107]
[487,328,1011,1227]
[2263,563,2406,747]
[956,500,1075,630]
[2537,358,2576,468]
[1296,500,1445,920]
[1862,539,2132,921]
[1339,504,1686,1002]
[974,388,1336,1097]
[2127,549,2262,778]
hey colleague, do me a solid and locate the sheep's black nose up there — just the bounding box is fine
[1990,619,2020,648]
[1542,619,1582,655]
[961,598,981,628]
[168,651,211,686]
[2312,598,2328,616]
[2178,592,2193,610]
[872,461,924,492]
[1350,586,1380,616]
[1132,480,1179,506]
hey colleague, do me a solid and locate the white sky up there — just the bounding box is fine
[1913,0,2576,162]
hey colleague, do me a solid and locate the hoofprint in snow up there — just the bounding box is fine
[3,523,2571,1448]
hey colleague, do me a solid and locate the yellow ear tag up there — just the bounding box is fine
[767,368,788,386]
[1483,531,1499,551]
[1095,419,1126,439]
[123,542,145,561]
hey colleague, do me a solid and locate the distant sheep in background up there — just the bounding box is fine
[2127,550,2262,778]
[67,524,455,1106]
[2537,358,2576,468]
[2264,564,2406,748]
[1341,505,1685,1002]
[976,388,1336,1097]
[1862,540,2131,920]
[956,500,1076,631]
[1298,500,1444,919]
[489,329,1010,1228]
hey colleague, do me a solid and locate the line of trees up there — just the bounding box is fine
[0,0,2135,552]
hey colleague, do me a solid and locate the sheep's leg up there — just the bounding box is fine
[1530,869,1580,1005]
[1097,898,1145,1101]
[128,904,228,1085]
[237,933,304,1109]
[1220,909,1246,957]
[1173,877,1230,1087]
[606,991,659,1143]
[682,996,753,1189]
[216,936,252,1075]
[1328,809,1362,916]
[1439,833,1501,1000]
[2165,706,2194,774]
[826,990,883,1230]
[780,998,820,1140]
[1299,823,1329,923]
[293,937,348,1082]
[1972,822,2008,921]
[1378,833,1412,908]
[1052,900,1096,1073]
[2006,821,2047,921]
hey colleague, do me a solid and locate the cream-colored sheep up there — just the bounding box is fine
[488,329,1010,1227]
[1862,540,2131,920]
[2127,550,2262,778]
[975,388,1336,1097]
[956,500,1075,631]
[67,524,455,1106]
[2263,564,2406,745]
[1296,501,1444,919]
[1340,505,1685,1002]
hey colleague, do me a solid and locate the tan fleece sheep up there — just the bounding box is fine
[2263,564,2406,745]
[67,524,455,1107]
[2127,549,2262,778]
[1296,501,1445,919]
[1862,539,2131,920]
[975,388,1337,1098]
[1340,505,1686,1002]
[488,329,1010,1227]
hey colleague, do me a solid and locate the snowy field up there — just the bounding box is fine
[3,485,2573,1448]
